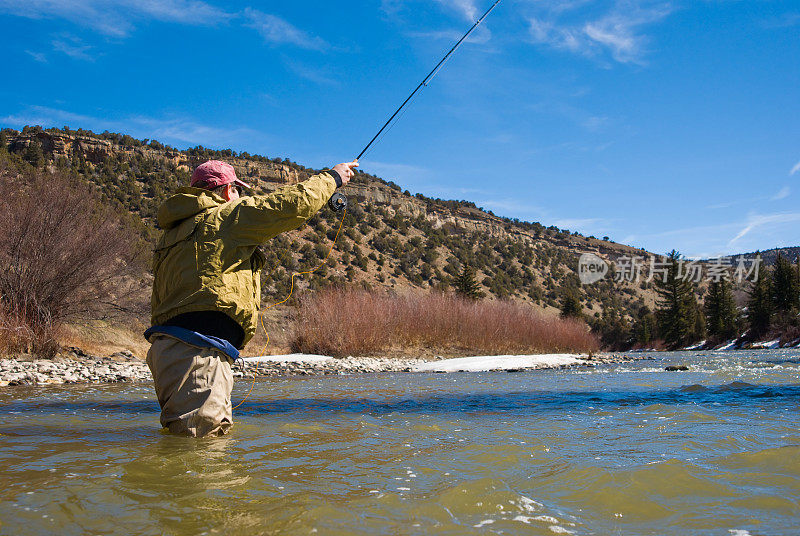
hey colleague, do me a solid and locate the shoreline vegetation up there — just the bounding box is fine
[290,289,599,357]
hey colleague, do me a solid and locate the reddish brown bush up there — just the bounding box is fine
[0,164,144,356]
[290,288,599,357]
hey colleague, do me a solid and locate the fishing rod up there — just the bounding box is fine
[238,1,505,405]
[327,0,503,213]
[355,0,503,162]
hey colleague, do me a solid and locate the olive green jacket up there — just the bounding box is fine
[150,172,337,346]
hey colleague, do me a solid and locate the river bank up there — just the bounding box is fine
[0,351,645,387]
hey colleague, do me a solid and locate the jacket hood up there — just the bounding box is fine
[157,187,225,229]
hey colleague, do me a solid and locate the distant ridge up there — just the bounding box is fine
[737,247,800,265]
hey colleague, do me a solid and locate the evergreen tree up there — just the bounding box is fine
[747,262,772,338]
[704,278,738,341]
[559,288,583,319]
[772,253,799,313]
[654,250,704,348]
[691,297,707,343]
[794,255,800,300]
[454,266,484,300]
[796,256,800,311]
[591,306,631,350]
[24,139,44,167]
[632,305,658,346]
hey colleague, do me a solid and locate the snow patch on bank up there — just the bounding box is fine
[242,354,586,372]
[750,339,781,349]
[413,354,583,372]
[242,353,333,364]
[683,340,706,350]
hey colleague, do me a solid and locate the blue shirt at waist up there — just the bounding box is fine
[144,325,240,361]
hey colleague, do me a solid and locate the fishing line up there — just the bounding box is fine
[356,0,503,161]
[233,206,348,410]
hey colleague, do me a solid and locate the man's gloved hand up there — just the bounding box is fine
[332,161,359,187]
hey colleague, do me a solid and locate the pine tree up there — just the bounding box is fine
[704,278,738,341]
[591,305,631,350]
[24,139,44,167]
[691,297,707,343]
[772,253,799,313]
[454,266,484,300]
[654,250,704,348]
[747,263,772,338]
[632,305,658,346]
[796,256,800,309]
[559,288,583,319]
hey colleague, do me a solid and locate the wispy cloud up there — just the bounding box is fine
[528,99,608,131]
[728,212,800,247]
[383,0,493,46]
[409,25,492,45]
[528,18,584,54]
[244,8,327,50]
[283,59,339,86]
[477,198,548,221]
[52,35,93,60]
[6,2,328,63]
[0,105,268,149]
[360,160,504,202]
[0,0,233,37]
[761,11,800,29]
[25,50,47,62]
[790,160,800,175]
[360,161,430,178]
[600,208,800,258]
[526,1,672,64]
[553,217,608,233]
[358,161,435,192]
[706,200,737,210]
[435,0,478,22]
[772,186,791,201]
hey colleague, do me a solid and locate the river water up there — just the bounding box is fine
[1,350,799,535]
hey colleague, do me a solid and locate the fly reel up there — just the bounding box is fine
[328,192,347,212]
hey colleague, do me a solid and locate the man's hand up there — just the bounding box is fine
[332,160,359,187]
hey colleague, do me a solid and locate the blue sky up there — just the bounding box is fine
[1,0,798,258]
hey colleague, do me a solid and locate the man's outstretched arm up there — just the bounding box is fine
[225,161,358,245]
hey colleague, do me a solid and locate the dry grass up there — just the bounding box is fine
[0,305,57,357]
[290,288,599,357]
[59,321,151,359]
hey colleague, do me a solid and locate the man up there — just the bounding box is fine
[145,159,357,437]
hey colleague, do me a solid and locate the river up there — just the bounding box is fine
[1,349,798,535]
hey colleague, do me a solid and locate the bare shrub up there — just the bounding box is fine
[290,288,599,357]
[0,164,144,356]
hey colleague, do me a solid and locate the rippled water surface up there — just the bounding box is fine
[1,350,799,535]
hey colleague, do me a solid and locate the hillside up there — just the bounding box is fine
[2,125,662,350]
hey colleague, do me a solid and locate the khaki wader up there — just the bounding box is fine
[146,334,234,437]
[148,172,337,436]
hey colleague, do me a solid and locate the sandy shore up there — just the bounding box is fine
[0,351,644,387]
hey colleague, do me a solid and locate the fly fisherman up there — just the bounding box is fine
[145,159,358,437]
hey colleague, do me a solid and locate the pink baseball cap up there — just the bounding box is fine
[190,160,251,190]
